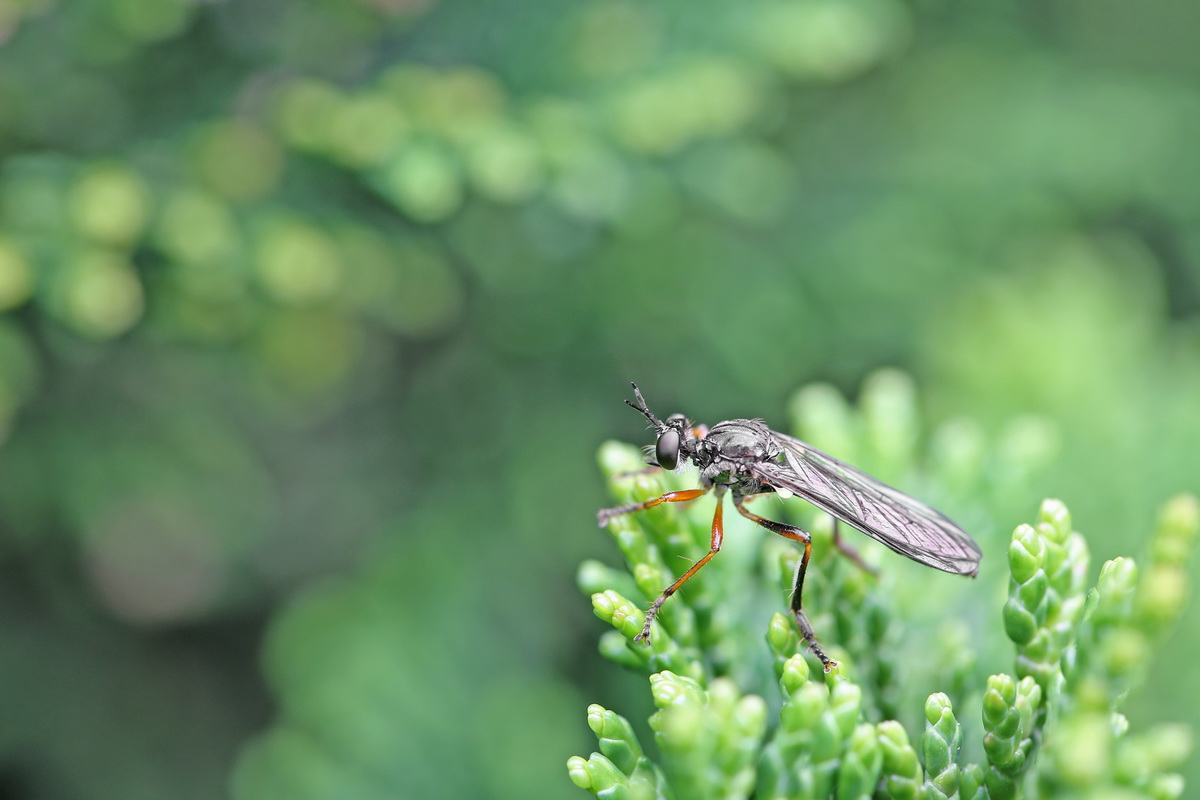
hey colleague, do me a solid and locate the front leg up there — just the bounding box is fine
[597,487,709,527]
[635,494,724,643]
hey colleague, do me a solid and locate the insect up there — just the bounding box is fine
[597,383,982,671]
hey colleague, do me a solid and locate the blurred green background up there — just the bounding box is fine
[0,0,1198,797]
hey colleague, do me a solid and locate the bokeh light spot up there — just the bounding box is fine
[69,162,150,246]
[155,187,241,267]
[378,141,463,222]
[749,0,911,81]
[416,67,506,139]
[607,59,763,155]
[463,124,544,203]
[273,78,344,152]
[326,92,407,167]
[255,216,344,305]
[84,497,223,626]
[52,249,144,339]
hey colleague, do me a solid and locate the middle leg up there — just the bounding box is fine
[735,498,838,671]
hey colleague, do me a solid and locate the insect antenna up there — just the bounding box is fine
[626,382,665,431]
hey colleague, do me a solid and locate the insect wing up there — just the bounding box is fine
[751,433,982,575]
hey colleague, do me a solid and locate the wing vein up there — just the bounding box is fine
[750,433,981,575]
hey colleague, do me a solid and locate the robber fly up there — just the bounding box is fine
[597,383,982,671]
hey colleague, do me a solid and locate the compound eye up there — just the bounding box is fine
[666,413,687,424]
[655,429,681,470]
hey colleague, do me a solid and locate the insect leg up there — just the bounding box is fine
[735,499,838,671]
[831,519,879,576]
[597,488,709,527]
[634,496,724,644]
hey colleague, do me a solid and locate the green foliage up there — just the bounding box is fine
[2,1,1200,797]
[571,375,1197,799]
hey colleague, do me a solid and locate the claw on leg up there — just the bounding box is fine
[736,497,838,671]
[633,496,724,645]
[597,488,709,527]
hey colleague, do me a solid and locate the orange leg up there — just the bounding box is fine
[635,497,724,643]
[596,488,709,527]
[735,498,837,671]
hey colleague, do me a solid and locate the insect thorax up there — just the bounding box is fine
[694,418,779,491]
[703,419,776,457]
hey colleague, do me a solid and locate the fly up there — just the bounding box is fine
[597,382,982,671]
